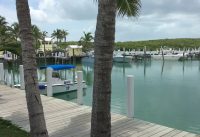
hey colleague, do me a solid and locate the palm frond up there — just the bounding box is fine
[117,0,141,17]
[93,0,141,17]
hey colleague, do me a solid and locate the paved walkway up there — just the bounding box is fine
[0,85,199,137]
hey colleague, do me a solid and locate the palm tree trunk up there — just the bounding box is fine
[91,0,117,137]
[16,0,49,137]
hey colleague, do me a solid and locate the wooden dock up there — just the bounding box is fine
[0,85,198,137]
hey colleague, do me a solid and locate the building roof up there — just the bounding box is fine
[45,37,53,42]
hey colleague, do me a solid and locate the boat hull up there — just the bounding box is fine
[39,82,87,95]
[113,56,131,63]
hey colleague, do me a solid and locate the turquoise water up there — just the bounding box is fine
[2,60,200,134]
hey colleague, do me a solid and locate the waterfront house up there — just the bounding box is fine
[66,45,83,57]
[0,51,3,59]
[37,37,56,54]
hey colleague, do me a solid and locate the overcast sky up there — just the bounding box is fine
[0,0,200,41]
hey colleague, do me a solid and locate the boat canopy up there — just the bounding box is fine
[40,64,75,70]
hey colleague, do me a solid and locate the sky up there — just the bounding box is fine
[0,0,200,42]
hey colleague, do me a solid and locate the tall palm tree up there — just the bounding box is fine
[91,0,141,136]
[16,0,49,137]
[80,32,93,52]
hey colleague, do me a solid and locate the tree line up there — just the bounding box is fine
[115,38,200,51]
[58,37,200,52]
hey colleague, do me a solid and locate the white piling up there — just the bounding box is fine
[0,63,4,84]
[127,75,134,118]
[10,70,14,88]
[19,65,25,90]
[4,69,9,86]
[77,71,83,105]
[47,68,53,97]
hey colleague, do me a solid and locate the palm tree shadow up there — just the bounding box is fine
[3,111,30,131]
[49,112,91,137]
[49,112,146,137]
[2,108,149,137]
[0,96,7,104]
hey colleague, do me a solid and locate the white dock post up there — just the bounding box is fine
[4,69,9,86]
[47,68,53,97]
[77,71,83,105]
[19,65,25,90]
[10,70,14,88]
[127,75,134,118]
[0,63,4,84]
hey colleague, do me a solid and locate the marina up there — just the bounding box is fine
[1,1,200,136]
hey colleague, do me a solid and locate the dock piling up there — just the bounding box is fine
[4,69,9,86]
[10,70,14,88]
[77,71,83,105]
[19,65,25,90]
[47,67,53,97]
[127,75,134,118]
[0,63,4,84]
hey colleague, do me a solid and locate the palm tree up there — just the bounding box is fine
[0,16,7,26]
[0,16,9,45]
[10,22,20,41]
[42,31,48,65]
[16,0,49,137]
[61,29,69,42]
[51,29,62,43]
[32,24,42,52]
[91,0,141,136]
[80,32,93,52]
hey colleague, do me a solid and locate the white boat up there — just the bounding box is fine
[151,53,183,60]
[81,56,94,63]
[113,53,132,63]
[15,64,87,95]
[82,51,94,63]
[39,64,87,95]
[38,79,87,95]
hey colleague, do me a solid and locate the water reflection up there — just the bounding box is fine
[54,90,86,102]
[182,61,185,75]
[161,61,164,76]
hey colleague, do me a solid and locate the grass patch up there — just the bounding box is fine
[0,118,30,137]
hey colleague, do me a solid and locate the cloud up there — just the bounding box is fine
[0,5,17,24]
[30,0,97,23]
[116,12,200,41]
[142,0,200,16]
[0,0,200,41]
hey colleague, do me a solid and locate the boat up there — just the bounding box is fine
[81,55,94,63]
[151,53,183,60]
[39,64,87,95]
[38,79,87,95]
[15,64,87,95]
[113,53,132,63]
[81,51,95,63]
